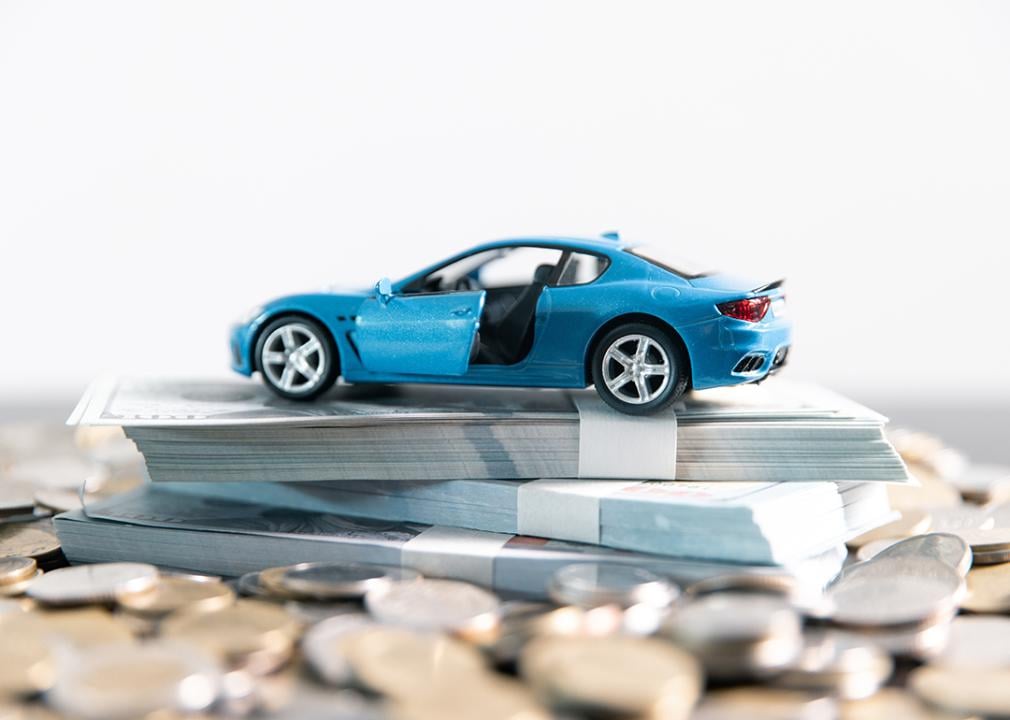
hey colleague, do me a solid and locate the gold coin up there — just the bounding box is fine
[0,527,60,560]
[841,687,970,719]
[520,635,703,719]
[0,570,42,598]
[695,687,835,720]
[0,615,57,696]
[888,472,961,513]
[962,562,1010,613]
[392,675,549,720]
[847,509,932,548]
[909,665,1010,717]
[34,607,136,649]
[0,557,37,586]
[160,600,299,673]
[117,577,235,617]
[342,626,488,699]
[257,565,301,598]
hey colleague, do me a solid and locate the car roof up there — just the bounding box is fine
[478,235,633,255]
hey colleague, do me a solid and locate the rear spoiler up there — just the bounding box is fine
[751,278,785,294]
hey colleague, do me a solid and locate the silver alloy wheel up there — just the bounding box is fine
[261,322,328,393]
[601,333,672,405]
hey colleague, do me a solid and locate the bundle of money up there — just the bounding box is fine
[69,377,910,483]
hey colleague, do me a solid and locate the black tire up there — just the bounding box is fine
[255,315,339,401]
[591,322,688,415]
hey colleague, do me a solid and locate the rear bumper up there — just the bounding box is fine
[684,314,793,390]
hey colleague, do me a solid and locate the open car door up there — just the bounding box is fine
[353,290,485,376]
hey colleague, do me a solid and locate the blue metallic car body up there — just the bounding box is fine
[230,236,792,392]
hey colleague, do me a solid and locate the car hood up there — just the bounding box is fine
[687,271,779,295]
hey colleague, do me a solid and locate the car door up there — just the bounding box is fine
[352,290,485,376]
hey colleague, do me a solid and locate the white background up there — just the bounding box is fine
[2,1,1009,409]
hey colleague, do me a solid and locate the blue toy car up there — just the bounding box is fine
[230,234,791,414]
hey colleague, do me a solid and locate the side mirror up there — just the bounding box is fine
[375,277,393,304]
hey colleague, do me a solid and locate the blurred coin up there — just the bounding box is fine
[302,613,377,685]
[343,626,488,698]
[236,570,280,598]
[962,562,1010,613]
[0,598,27,615]
[0,615,56,696]
[840,687,970,720]
[827,557,963,627]
[928,506,994,534]
[854,533,972,577]
[27,562,158,605]
[283,599,361,624]
[117,577,235,617]
[0,483,37,514]
[269,562,419,600]
[909,665,1010,717]
[34,607,135,648]
[32,487,99,513]
[520,635,702,719]
[693,687,835,720]
[547,562,679,609]
[773,632,892,700]
[847,509,932,548]
[831,611,954,661]
[47,641,222,720]
[73,425,127,450]
[0,526,60,560]
[160,600,299,674]
[365,578,500,633]
[887,473,961,513]
[948,463,1010,504]
[933,616,1010,668]
[392,675,549,720]
[0,557,36,586]
[955,527,1010,564]
[664,593,802,679]
[6,455,105,490]
[685,573,799,599]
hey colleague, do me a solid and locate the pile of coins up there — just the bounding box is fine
[3,422,1010,718]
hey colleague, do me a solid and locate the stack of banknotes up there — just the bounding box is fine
[57,376,910,596]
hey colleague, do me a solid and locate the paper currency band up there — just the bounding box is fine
[401,525,512,587]
[570,391,678,480]
[516,479,644,544]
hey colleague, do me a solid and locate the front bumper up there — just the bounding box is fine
[229,323,255,376]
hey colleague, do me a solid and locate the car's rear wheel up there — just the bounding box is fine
[255,316,339,401]
[591,323,687,415]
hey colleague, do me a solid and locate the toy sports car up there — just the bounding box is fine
[230,234,791,414]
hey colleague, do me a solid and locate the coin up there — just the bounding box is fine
[933,616,1010,668]
[928,506,994,534]
[0,526,60,560]
[773,632,892,700]
[955,527,1010,564]
[0,557,37,586]
[909,665,1010,717]
[831,612,954,661]
[365,578,500,633]
[948,463,1010,504]
[236,570,279,598]
[27,562,159,605]
[827,557,963,627]
[343,627,488,699]
[840,687,966,720]
[33,607,136,648]
[0,615,57,696]
[392,675,549,720]
[32,487,99,513]
[693,687,835,720]
[271,562,419,600]
[302,613,376,685]
[847,509,932,548]
[887,472,961,513]
[0,483,37,514]
[962,562,1010,613]
[117,577,235,617]
[283,599,362,624]
[46,641,222,720]
[547,562,679,609]
[664,593,802,679]
[520,635,702,718]
[160,600,299,673]
[854,533,972,577]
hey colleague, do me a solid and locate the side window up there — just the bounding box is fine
[477,247,563,289]
[556,251,609,286]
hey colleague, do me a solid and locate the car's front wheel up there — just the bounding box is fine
[591,323,688,415]
[255,316,339,401]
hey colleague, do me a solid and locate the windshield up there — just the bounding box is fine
[626,246,711,278]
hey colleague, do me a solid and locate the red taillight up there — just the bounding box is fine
[717,296,770,323]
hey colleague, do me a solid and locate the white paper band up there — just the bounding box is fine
[517,479,643,544]
[401,525,512,587]
[570,391,678,480]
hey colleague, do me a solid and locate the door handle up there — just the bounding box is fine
[451,307,472,317]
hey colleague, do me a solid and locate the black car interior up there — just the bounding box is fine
[402,248,606,366]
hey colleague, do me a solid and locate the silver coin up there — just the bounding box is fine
[858,533,972,577]
[284,600,362,625]
[831,613,954,661]
[827,557,963,628]
[236,571,277,598]
[27,562,159,605]
[934,616,1010,669]
[280,562,419,600]
[948,463,1010,503]
[927,506,994,533]
[774,631,892,701]
[954,527,1010,565]
[548,562,679,609]
[364,578,500,633]
[302,613,376,685]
